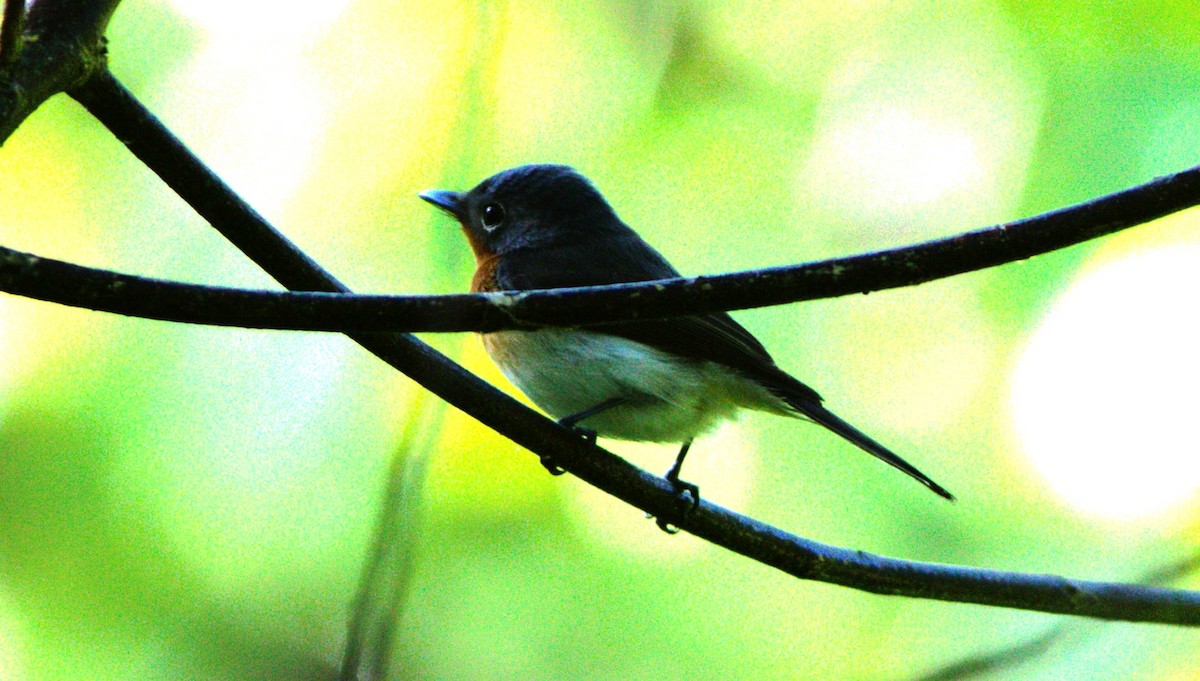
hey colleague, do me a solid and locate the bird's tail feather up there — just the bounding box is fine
[785,395,955,501]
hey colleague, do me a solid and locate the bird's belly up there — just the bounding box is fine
[481,329,781,443]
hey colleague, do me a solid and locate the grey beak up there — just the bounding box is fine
[419,190,465,221]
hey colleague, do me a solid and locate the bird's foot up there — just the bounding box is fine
[654,470,700,535]
[538,453,567,476]
[542,420,600,476]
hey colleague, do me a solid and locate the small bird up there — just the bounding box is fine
[421,164,952,528]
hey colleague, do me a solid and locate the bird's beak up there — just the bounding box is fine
[419,190,465,222]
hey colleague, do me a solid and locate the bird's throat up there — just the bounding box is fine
[470,253,502,293]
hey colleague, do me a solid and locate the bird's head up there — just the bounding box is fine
[420,164,621,261]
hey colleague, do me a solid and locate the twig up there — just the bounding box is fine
[62,67,1200,626]
[911,629,1063,681]
[2,161,1200,333]
[341,393,442,681]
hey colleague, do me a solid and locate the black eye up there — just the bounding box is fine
[481,203,506,231]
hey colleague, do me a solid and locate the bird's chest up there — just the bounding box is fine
[482,329,667,410]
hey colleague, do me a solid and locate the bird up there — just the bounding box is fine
[420,164,953,529]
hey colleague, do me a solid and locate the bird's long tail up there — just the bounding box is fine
[785,395,955,501]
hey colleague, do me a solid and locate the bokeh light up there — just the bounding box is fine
[1013,245,1200,519]
[792,0,1042,243]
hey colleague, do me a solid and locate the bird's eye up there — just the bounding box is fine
[481,203,506,231]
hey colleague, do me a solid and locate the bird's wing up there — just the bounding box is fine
[494,234,821,401]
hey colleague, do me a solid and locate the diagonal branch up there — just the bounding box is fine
[59,67,1200,626]
[1,160,1199,334]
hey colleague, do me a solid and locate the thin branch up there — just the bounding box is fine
[0,0,26,67]
[2,161,1200,333]
[911,629,1063,681]
[341,394,441,681]
[60,67,1200,626]
[0,0,122,143]
[0,243,508,331]
[910,551,1200,680]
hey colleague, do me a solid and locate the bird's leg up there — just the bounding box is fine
[656,439,700,534]
[540,397,628,475]
[559,397,627,431]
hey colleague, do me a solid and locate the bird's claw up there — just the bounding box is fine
[557,413,599,443]
[574,427,598,446]
[653,474,700,534]
[541,423,600,476]
[538,453,566,476]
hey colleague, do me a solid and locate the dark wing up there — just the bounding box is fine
[494,233,811,390]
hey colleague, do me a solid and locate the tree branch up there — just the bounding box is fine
[0,0,26,68]
[1,160,1199,333]
[0,0,121,143]
[911,552,1200,680]
[57,67,1200,626]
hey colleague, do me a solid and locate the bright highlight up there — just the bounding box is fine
[1012,246,1200,519]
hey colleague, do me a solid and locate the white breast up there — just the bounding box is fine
[481,329,786,443]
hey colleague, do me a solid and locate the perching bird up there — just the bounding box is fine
[420,164,952,527]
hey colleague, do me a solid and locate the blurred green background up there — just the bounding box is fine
[1,0,1199,679]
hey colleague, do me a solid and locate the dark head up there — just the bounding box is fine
[419,164,622,262]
